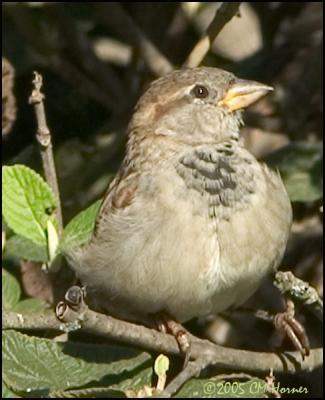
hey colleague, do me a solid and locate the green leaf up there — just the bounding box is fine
[2,270,21,310]
[60,200,101,251]
[175,377,266,398]
[154,354,169,378]
[3,330,152,395]
[12,298,49,314]
[2,165,57,246]
[5,235,48,263]
[49,387,126,398]
[2,381,21,398]
[264,142,323,202]
[154,354,169,391]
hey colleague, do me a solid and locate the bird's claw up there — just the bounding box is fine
[156,312,191,367]
[273,310,310,360]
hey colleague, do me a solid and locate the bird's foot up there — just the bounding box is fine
[273,299,310,360]
[156,311,191,367]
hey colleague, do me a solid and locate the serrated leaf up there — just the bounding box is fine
[264,142,323,202]
[175,377,266,398]
[111,365,153,393]
[3,330,152,395]
[5,235,48,263]
[2,165,57,245]
[2,270,21,310]
[60,200,101,251]
[12,298,49,314]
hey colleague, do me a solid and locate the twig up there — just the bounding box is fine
[3,310,60,331]
[3,307,322,375]
[28,71,63,232]
[265,368,281,398]
[274,271,323,322]
[183,2,241,68]
[93,3,173,76]
[157,358,209,398]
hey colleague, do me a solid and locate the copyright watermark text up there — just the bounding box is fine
[203,380,308,396]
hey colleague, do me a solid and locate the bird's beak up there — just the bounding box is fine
[218,79,273,111]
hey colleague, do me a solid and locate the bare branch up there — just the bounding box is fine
[3,310,61,331]
[28,71,63,232]
[184,2,241,68]
[157,358,209,398]
[274,271,323,322]
[3,307,322,376]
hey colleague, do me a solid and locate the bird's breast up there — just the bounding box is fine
[173,142,292,308]
[175,142,259,220]
[68,142,291,322]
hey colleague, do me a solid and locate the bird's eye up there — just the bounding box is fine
[191,85,209,99]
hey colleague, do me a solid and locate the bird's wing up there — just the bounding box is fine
[93,161,139,236]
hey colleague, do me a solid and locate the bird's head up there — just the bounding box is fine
[130,67,273,145]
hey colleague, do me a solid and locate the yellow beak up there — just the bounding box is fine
[218,79,273,111]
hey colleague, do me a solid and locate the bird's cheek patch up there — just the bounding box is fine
[153,97,188,124]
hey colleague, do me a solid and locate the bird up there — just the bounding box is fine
[66,67,292,331]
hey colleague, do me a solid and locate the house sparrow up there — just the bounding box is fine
[66,67,292,327]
